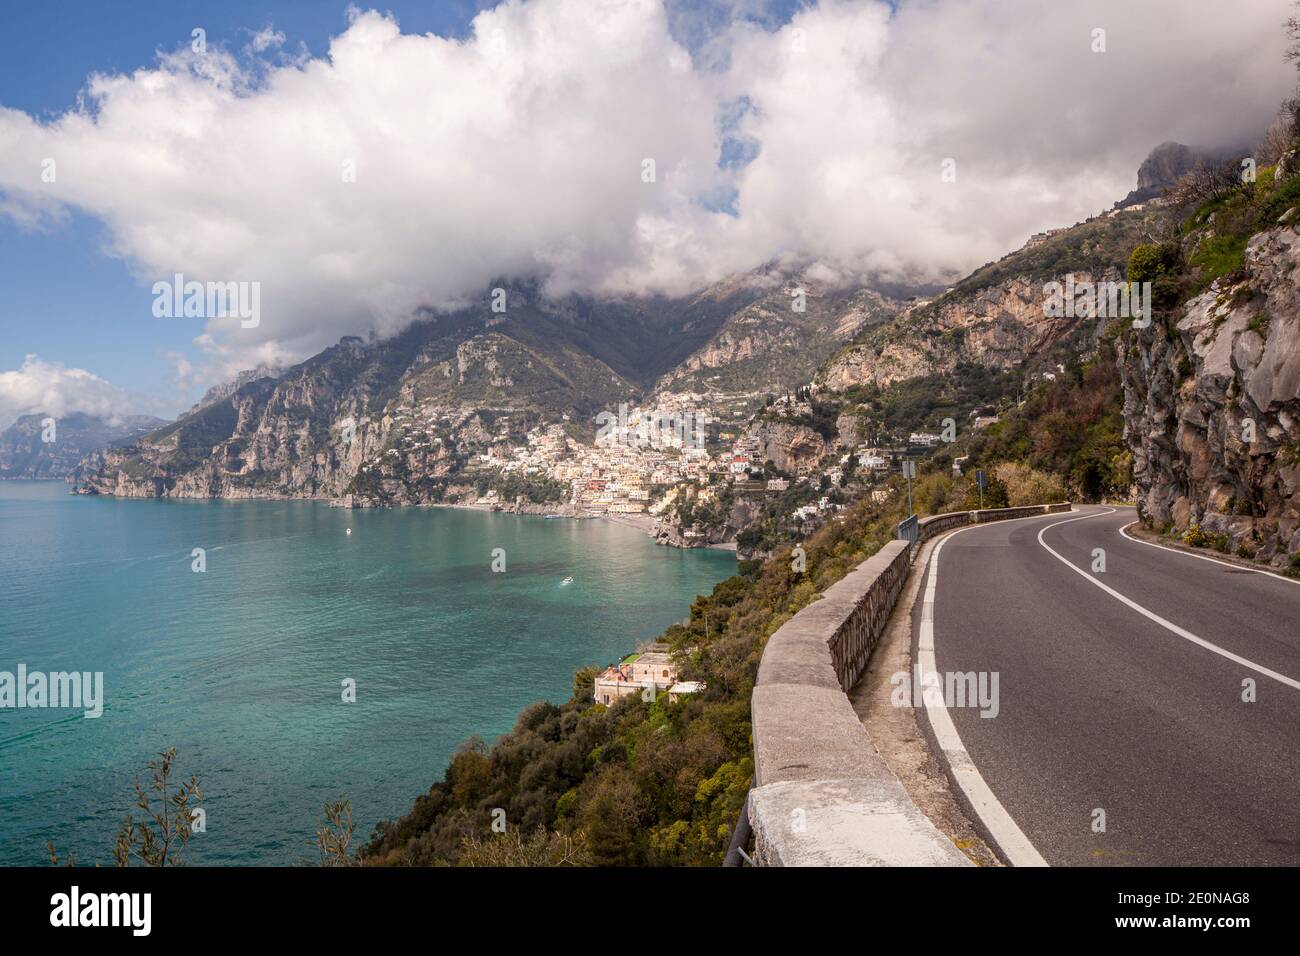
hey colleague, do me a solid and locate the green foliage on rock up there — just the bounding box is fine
[1188,234,1249,288]
[937,207,1172,300]
[839,363,1019,437]
[1127,241,1181,284]
[472,470,568,504]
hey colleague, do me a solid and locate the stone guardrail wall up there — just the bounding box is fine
[974,504,1068,522]
[916,510,972,544]
[748,502,1070,866]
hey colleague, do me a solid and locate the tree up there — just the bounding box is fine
[1166,160,1244,208]
[571,666,597,704]
[316,797,357,866]
[994,462,1067,507]
[582,768,644,865]
[448,737,493,805]
[45,843,75,867]
[1127,242,1180,285]
[962,471,1008,509]
[1256,113,1295,166]
[1287,3,1300,72]
[112,748,204,867]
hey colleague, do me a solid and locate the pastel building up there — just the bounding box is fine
[593,646,703,705]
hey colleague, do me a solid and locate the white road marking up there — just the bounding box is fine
[1117,519,1300,587]
[1037,510,1300,692]
[921,524,1049,868]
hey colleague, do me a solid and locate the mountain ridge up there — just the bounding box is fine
[71,265,902,503]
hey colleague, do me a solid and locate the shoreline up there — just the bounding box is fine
[605,510,738,552]
[60,485,739,555]
[434,501,738,553]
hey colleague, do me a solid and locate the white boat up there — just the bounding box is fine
[560,576,574,586]
[345,528,352,536]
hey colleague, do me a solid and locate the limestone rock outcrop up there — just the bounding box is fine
[1119,225,1300,565]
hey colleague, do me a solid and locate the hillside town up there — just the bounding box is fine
[466,392,991,548]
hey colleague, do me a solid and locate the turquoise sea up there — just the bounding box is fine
[0,481,734,865]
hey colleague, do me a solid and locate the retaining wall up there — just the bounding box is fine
[748,503,1070,866]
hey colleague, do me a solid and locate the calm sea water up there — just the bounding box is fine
[0,481,734,865]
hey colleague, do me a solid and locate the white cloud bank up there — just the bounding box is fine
[0,0,1292,374]
[0,355,133,429]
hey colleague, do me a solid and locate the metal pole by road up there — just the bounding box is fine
[902,460,915,514]
[723,790,753,866]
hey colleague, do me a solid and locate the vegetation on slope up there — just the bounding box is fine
[838,362,1020,438]
[847,204,1177,360]
[953,354,1132,502]
[943,206,1173,297]
[1123,96,1300,324]
[363,494,909,866]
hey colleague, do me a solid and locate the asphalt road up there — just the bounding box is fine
[927,505,1300,866]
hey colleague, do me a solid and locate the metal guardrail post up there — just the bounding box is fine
[897,513,918,548]
[722,790,753,866]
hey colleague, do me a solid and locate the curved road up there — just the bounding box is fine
[925,505,1300,866]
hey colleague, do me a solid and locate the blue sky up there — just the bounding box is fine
[0,0,803,421]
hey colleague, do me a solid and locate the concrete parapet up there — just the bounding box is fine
[747,502,1070,865]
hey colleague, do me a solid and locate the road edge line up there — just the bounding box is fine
[920,519,1052,868]
[1118,520,1300,587]
[1037,511,1300,692]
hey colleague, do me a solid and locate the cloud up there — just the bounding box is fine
[0,355,133,429]
[247,27,287,54]
[697,0,1295,282]
[0,0,1292,371]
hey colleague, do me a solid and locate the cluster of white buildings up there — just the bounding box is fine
[726,433,764,480]
[484,415,721,516]
[353,391,968,555]
[375,391,945,530]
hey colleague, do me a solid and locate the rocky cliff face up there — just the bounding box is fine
[655,265,896,402]
[751,420,829,473]
[817,204,1172,393]
[1115,141,1242,210]
[818,274,1107,390]
[1115,142,1196,208]
[186,363,284,416]
[1119,224,1300,565]
[75,313,635,504]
